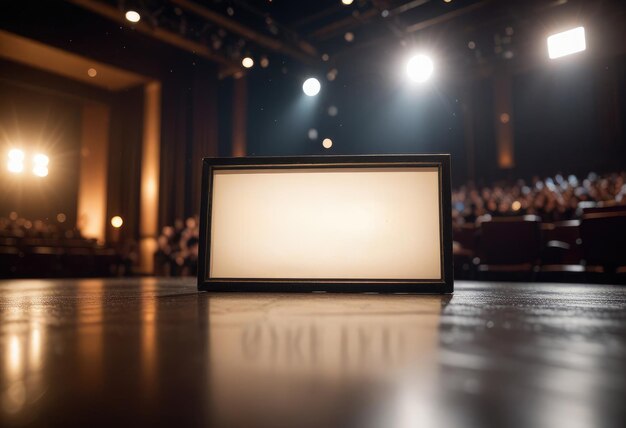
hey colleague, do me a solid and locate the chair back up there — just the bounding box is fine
[453,223,478,252]
[479,215,542,265]
[580,211,626,270]
[542,220,583,264]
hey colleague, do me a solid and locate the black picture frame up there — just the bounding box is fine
[198,154,453,293]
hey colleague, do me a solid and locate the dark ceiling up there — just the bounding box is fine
[1,0,624,81]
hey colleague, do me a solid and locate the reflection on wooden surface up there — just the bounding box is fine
[205,294,445,428]
[0,278,624,428]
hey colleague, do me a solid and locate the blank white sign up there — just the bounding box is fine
[209,167,441,280]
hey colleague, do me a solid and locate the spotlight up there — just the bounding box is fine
[32,153,49,177]
[322,138,333,149]
[406,54,434,83]
[125,10,141,23]
[342,0,354,5]
[547,26,586,59]
[7,149,24,173]
[302,77,321,96]
[8,149,24,161]
[33,153,49,166]
[33,166,48,177]
[87,68,97,77]
[260,56,269,68]
[111,216,124,228]
[7,161,23,173]
[242,57,254,68]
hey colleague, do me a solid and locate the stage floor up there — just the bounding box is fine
[0,278,624,428]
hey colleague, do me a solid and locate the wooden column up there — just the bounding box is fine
[493,73,515,169]
[232,76,247,157]
[139,81,161,274]
[77,102,110,244]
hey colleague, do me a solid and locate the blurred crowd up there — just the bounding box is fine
[452,171,626,226]
[0,211,136,277]
[154,216,200,276]
[0,211,83,239]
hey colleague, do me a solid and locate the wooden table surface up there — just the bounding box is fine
[0,279,624,428]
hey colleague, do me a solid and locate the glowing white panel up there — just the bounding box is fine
[209,167,441,280]
[547,27,586,59]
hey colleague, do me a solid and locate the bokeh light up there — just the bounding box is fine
[125,10,141,23]
[111,216,124,228]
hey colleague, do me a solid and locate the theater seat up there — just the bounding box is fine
[541,220,583,264]
[0,246,22,278]
[477,215,542,280]
[63,247,95,278]
[453,224,478,279]
[538,220,587,282]
[25,246,64,278]
[580,211,626,283]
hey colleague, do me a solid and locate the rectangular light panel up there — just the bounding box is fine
[547,26,586,59]
[198,156,453,293]
[210,167,441,280]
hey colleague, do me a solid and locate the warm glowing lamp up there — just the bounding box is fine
[7,149,25,173]
[111,216,124,228]
[32,153,49,177]
[32,166,48,177]
[125,10,141,23]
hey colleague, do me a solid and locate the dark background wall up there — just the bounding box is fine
[244,49,626,186]
[513,58,626,179]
